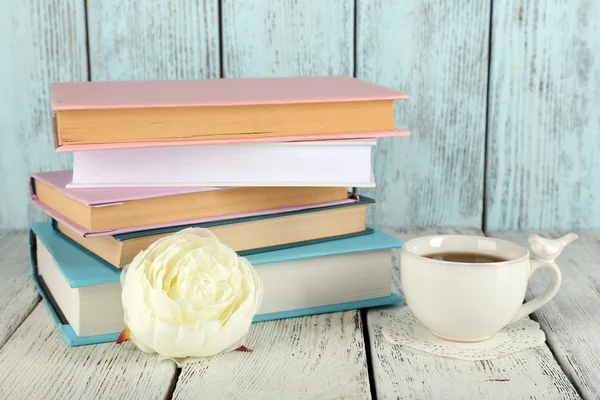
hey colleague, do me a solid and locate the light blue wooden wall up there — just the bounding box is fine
[0,0,598,231]
[356,0,489,228]
[486,0,600,230]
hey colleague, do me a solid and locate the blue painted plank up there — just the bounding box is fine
[0,0,87,229]
[87,0,220,80]
[221,0,354,77]
[356,0,490,228]
[486,0,600,230]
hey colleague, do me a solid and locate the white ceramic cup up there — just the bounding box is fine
[400,233,578,342]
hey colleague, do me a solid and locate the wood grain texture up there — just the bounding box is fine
[0,0,85,229]
[486,0,600,230]
[221,0,354,77]
[173,311,370,400]
[0,304,177,400]
[356,1,490,228]
[489,230,600,399]
[87,0,220,80]
[367,228,580,399]
[0,231,40,349]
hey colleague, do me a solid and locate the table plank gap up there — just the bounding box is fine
[360,308,378,400]
[366,228,581,400]
[488,230,600,399]
[166,366,182,400]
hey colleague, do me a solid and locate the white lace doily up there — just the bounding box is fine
[379,307,546,361]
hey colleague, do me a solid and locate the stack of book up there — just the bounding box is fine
[28,76,409,346]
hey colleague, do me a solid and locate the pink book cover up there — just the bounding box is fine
[30,170,358,237]
[50,76,409,150]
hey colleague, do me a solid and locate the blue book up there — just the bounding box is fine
[30,222,402,347]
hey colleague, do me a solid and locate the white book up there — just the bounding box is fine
[68,140,376,188]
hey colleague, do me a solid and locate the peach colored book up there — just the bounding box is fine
[50,76,409,150]
[30,170,358,237]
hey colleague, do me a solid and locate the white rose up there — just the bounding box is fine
[120,228,263,363]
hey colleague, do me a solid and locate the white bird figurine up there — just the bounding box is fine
[528,233,578,261]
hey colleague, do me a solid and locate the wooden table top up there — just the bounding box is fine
[0,228,596,399]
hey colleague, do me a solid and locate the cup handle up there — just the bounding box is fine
[509,233,578,323]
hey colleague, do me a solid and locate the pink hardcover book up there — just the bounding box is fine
[50,76,409,151]
[30,170,358,237]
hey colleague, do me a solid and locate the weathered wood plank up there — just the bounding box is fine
[0,0,86,229]
[356,1,490,228]
[489,230,600,399]
[0,304,177,399]
[367,228,580,399]
[0,231,40,349]
[87,0,220,80]
[486,0,600,230]
[221,0,354,77]
[173,311,370,399]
